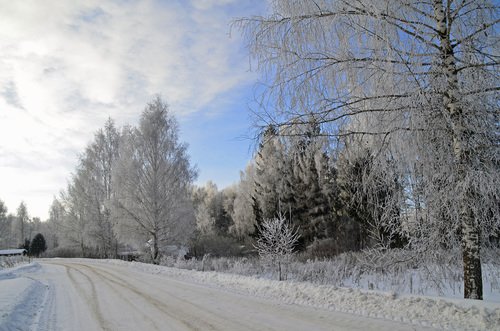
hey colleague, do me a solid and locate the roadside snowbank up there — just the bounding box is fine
[94,259,500,331]
[0,256,28,270]
[159,252,500,302]
[0,263,49,330]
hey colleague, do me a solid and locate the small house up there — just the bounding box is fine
[0,249,27,256]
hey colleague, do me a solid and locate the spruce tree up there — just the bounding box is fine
[30,233,47,257]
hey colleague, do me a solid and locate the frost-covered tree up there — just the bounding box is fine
[239,0,499,299]
[195,203,216,236]
[251,122,338,249]
[221,185,237,233]
[75,118,120,257]
[254,125,287,223]
[59,176,91,255]
[46,197,65,250]
[112,97,197,264]
[0,200,11,248]
[229,163,257,239]
[285,121,336,249]
[14,202,30,246]
[337,144,406,250]
[0,199,6,222]
[255,214,300,280]
[189,182,240,256]
[192,181,233,236]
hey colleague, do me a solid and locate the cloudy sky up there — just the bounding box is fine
[0,0,267,220]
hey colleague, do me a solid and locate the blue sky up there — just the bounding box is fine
[0,0,268,219]
[179,92,257,188]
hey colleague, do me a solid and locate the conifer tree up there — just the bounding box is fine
[30,233,47,257]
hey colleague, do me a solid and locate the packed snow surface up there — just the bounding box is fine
[0,259,498,330]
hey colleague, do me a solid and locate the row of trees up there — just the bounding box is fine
[48,97,196,264]
[189,120,405,258]
[46,98,368,264]
[0,200,53,250]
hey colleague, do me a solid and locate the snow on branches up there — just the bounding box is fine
[255,214,300,281]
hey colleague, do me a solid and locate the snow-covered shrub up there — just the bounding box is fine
[0,256,27,269]
[255,215,300,280]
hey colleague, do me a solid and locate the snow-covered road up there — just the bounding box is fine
[0,259,436,331]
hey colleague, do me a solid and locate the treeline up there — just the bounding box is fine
[3,97,498,267]
[0,200,54,250]
[39,96,421,264]
[29,98,398,263]
[190,121,407,259]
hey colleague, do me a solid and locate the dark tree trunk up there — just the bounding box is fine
[151,233,159,265]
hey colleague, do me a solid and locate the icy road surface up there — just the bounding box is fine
[0,260,437,331]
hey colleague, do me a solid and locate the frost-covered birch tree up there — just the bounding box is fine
[112,97,197,264]
[46,198,65,250]
[55,119,121,257]
[255,214,300,280]
[78,118,120,257]
[58,178,90,255]
[239,0,499,299]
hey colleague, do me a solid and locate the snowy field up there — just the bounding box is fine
[0,258,498,330]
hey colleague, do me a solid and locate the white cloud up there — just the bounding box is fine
[0,0,264,219]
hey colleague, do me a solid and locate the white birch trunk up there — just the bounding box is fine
[434,0,482,299]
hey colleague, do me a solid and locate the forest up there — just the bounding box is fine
[0,0,498,301]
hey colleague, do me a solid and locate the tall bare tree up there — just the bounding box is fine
[238,0,499,299]
[112,97,197,264]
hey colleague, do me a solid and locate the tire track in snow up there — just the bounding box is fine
[70,262,259,331]
[85,262,398,331]
[56,262,210,331]
[72,263,220,331]
[63,265,111,331]
[66,263,161,331]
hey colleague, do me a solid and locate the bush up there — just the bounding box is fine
[254,215,300,280]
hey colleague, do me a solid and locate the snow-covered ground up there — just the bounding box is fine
[105,259,500,330]
[159,251,500,303]
[0,263,53,330]
[0,259,498,330]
